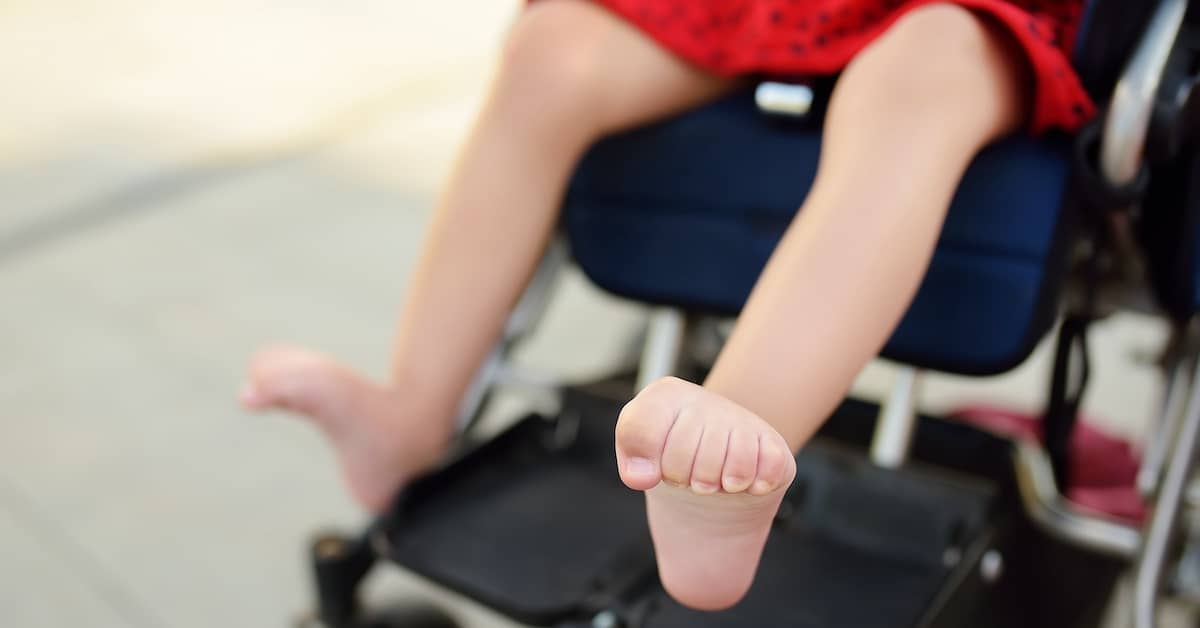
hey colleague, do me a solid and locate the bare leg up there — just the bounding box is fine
[615,4,1030,610]
[705,5,1029,449]
[242,0,732,513]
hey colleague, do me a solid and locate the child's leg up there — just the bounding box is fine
[615,4,1029,610]
[242,0,732,512]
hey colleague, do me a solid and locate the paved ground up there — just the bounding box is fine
[0,2,1188,626]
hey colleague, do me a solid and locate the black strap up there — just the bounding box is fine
[1044,315,1092,489]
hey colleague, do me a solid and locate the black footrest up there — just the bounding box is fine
[374,387,997,628]
[377,408,653,625]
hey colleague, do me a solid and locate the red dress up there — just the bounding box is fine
[576,0,1093,134]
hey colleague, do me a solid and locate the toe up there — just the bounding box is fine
[243,350,302,410]
[242,345,352,415]
[721,429,760,493]
[657,406,706,487]
[240,362,294,413]
[239,382,270,409]
[750,434,796,496]
[242,358,286,410]
[689,426,730,495]
[616,378,696,490]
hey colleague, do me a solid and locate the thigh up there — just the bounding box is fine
[502,0,739,135]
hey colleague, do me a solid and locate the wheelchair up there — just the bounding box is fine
[298,1,1200,626]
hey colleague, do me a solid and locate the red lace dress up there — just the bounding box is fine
[568,0,1094,133]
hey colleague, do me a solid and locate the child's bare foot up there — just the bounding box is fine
[615,377,796,611]
[241,346,453,513]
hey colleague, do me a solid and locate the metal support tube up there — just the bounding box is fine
[492,362,565,412]
[1134,354,1200,628]
[455,239,567,432]
[1139,354,1193,498]
[637,308,687,390]
[1101,0,1189,187]
[870,367,922,468]
[504,236,568,342]
[1012,440,1141,558]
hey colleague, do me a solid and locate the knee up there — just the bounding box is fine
[849,3,1023,112]
[492,1,609,131]
[889,3,987,45]
[877,4,993,67]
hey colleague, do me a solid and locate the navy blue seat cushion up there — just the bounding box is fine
[564,90,1074,375]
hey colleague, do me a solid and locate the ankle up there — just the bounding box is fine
[376,378,458,444]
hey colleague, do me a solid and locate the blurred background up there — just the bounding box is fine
[0,1,1181,626]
